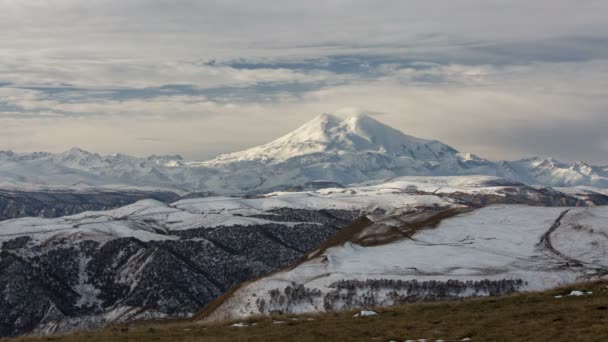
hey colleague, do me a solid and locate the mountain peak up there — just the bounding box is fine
[316,110,371,121]
[312,112,384,134]
[296,112,379,138]
[62,147,95,157]
[1,114,608,192]
[205,112,458,165]
[54,147,104,168]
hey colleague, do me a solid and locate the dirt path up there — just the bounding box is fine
[536,209,607,276]
[536,209,581,265]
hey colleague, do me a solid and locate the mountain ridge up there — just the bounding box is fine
[1,113,607,192]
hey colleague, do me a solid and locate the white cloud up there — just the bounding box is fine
[0,1,607,163]
[3,1,607,52]
[1,60,607,163]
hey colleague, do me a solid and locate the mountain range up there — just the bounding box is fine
[2,175,607,336]
[2,113,608,337]
[1,113,607,194]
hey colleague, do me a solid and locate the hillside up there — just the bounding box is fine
[4,281,607,342]
[199,204,608,322]
[0,188,180,220]
[2,176,605,337]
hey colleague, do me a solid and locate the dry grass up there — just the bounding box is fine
[353,207,472,247]
[193,216,376,321]
[307,216,372,259]
[6,281,608,342]
[308,207,471,259]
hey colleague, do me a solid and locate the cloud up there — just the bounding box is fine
[0,57,343,89]
[2,59,606,165]
[480,116,608,163]
[0,1,607,164]
[135,137,170,142]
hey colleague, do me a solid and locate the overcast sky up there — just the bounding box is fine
[1,0,607,163]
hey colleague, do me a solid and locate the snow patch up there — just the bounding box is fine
[353,310,378,317]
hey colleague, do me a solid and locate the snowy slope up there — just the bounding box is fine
[1,176,489,244]
[0,148,205,191]
[1,176,606,336]
[202,205,608,322]
[1,114,608,193]
[199,113,458,165]
[0,177,472,336]
[1,174,592,245]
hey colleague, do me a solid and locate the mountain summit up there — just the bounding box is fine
[205,113,458,165]
[193,113,490,192]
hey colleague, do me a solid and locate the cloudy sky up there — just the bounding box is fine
[1,0,607,163]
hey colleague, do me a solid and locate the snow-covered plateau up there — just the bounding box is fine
[2,113,608,194]
[201,204,608,322]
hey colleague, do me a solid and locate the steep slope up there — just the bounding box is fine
[201,205,608,322]
[1,114,608,193]
[201,113,459,165]
[189,113,498,193]
[0,200,358,337]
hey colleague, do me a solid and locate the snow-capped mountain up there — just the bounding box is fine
[500,157,608,188]
[2,114,607,337]
[191,113,500,192]
[202,113,460,165]
[1,113,607,193]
